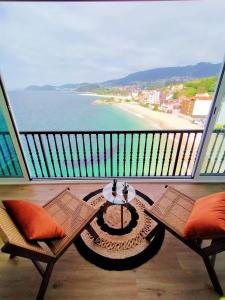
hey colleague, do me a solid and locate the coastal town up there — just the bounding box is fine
[92,77,216,130]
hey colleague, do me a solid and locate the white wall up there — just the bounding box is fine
[192,100,212,116]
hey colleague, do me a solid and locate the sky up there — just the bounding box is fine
[0,1,225,89]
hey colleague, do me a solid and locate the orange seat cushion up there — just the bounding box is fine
[3,200,65,240]
[183,191,225,239]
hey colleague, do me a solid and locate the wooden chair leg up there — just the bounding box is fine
[36,262,54,300]
[210,254,216,267]
[104,201,110,213]
[202,256,223,296]
[86,223,99,241]
[146,224,162,241]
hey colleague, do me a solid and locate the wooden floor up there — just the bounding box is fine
[0,182,225,300]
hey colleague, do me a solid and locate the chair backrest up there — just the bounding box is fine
[43,189,98,258]
[0,207,55,262]
[147,186,195,237]
[146,186,225,254]
[0,188,98,262]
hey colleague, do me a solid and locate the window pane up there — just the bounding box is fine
[0,86,23,177]
[200,71,225,176]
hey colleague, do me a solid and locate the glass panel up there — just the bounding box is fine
[200,71,225,176]
[0,87,23,177]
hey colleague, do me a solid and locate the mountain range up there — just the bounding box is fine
[25,62,221,91]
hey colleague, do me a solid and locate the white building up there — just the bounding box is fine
[192,93,212,117]
[149,90,160,105]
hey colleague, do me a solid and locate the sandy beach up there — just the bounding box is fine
[114,102,202,130]
[113,102,202,174]
[80,92,130,100]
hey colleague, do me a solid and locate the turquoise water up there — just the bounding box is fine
[8,90,155,131]
[6,91,196,178]
[1,90,222,178]
[0,110,22,177]
[7,91,161,178]
[0,89,22,177]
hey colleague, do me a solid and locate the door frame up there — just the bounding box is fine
[0,74,30,183]
[193,58,225,181]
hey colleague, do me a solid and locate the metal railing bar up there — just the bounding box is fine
[172,132,183,176]
[117,133,120,176]
[211,131,225,173]
[32,134,44,177]
[167,132,176,176]
[136,133,141,176]
[179,132,190,176]
[19,129,204,135]
[67,134,75,177]
[110,133,113,177]
[142,133,148,176]
[185,132,197,176]
[81,134,88,177]
[129,133,134,176]
[96,133,100,177]
[155,133,162,176]
[148,133,154,176]
[38,134,51,178]
[74,133,81,177]
[60,134,69,177]
[53,134,63,177]
[204,131,220,173]
[218,150,225,174]
[24,134,38,177]
[2,134,17,175]
[217,131,225,174]
[123,133,126,177]
[46,134,57,177]
[89,133,94,177]
[161,132,169,176]
[0,143,8,176]
[103,133,107,176]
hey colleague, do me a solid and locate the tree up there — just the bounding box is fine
[173,91,179,99]
[153,104,159,111]
[185,87,196,97]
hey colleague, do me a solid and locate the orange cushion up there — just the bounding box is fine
[3,200,65,240]
[183,191,225,239]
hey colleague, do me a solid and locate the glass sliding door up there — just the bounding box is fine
[194,62,225,179]
[0,76,28,179]
[200,104,225,176]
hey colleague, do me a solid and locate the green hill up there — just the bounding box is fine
[171,76,217,99]
[184,76,217,96]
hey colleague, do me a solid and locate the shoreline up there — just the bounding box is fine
[79,92,130,100]
[79,92,202,130]
[113,102,202,130]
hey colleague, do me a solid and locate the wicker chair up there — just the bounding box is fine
[144,185,225,295]
[0,188,100,300]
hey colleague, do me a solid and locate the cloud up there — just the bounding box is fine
[0,1,225,89]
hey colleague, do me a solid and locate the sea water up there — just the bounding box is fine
[8,90,155,131]
[6,91,199,178]
[6,90,158,177]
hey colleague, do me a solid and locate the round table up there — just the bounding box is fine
[103,182,136,229]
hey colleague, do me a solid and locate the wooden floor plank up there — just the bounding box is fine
[0,182,224,300]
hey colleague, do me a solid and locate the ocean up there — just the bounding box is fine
[5,90,159,177]
[8,90,155,131]
[5,90,213,178]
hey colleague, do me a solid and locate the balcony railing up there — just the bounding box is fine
[201,128,225,176]
[1,129,223,179]
[18,129,204,179]
[0,131,22,177]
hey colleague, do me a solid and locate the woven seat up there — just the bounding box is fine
[145,186,225,296]
[0,188,100,300]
